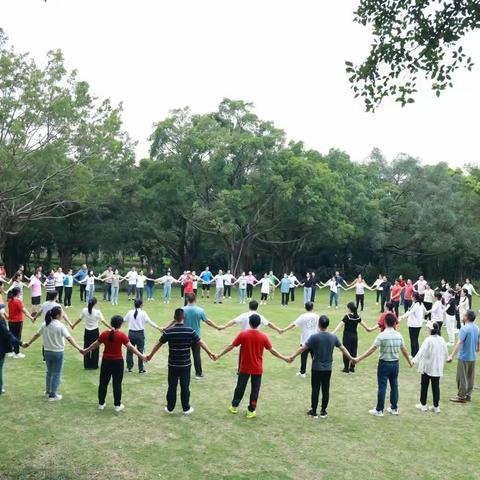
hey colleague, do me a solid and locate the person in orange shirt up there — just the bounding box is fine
[390,280,403,317]
[7,287,33,359]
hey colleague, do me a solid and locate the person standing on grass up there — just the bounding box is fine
[302,272,314,304]
[83,314,146,413]
[288,315,355,419]
[72,297,112,370]
[281,301,318,378]
[98,266,114,302]
[63,269,74,308]
[156,270,178,304]
[182,271,194,306]
[458,288,470,326]
[390,280,402,317]
[462,278,478,308]
[28,271,43,314]
[443,290,457,346]
[423,283,435,318]
[7,271,29,301]
[268,271,280,300]
[24,306,84,401]
[110,269,123,306]
[279,273,291,307]
[379,275,392,314]
[220,300,282,334]
[0,307,24,395]
[54,267,65,304]
[288,271,300,303]
[403,279,415,313]
[146,267,156,301]
[256,273,275,306]
[73,264,89,303]
[246,271,257,300]
[318,276,338,309]
[424,292,445,335]
[199,267,214,299]
[124,299,162,374]
[332,302,374,373]
[43,270,56,300]
[412,321,448,413]
[135,270,148,302]
[344,274,373,311]
[124,266,138,301]
[413,275,428,301]
[223,270,236,300]
[233,272,248,304]
[371,274,384,306]
[448,310,479,404]
[7,287,34,359]
[213,270,225,304]
[182,294,222,379]
[146,308,215,415]
[399,291,425,356]
[215,313,290,418]
[355,313,412,417]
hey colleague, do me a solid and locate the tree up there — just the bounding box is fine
[348,0,479,110]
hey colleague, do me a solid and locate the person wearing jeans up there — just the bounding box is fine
[24,306,83,401]
[0,310,23,394]
[355,313,412,416]
[73,265,89,302]
[289,314,353,419]
[146,308,215,414]
[302,273,313,304]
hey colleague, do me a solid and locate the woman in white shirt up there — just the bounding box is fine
[54,267,65,304]
[458,288,470,323]
[412,321,448,413]
[233,272,248,304]
[124,300,162,373]
[344,274,373,311]
[370,274,384,305]
[255,274,273,305]
[24,306,83,401]
[135,270,149,302]
[155,273,178,304]
[72,297,111,370]
[424,292,445,335]
[79,271,101,304]
[400,292,425,356]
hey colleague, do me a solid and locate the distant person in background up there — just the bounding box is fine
[371,274,384,305]
[0,306,23,394]
[400,292,425,356]
[403,279,414,313]
[199,267,214,299]
[269,271,280,300]
[280,274,291,307]
[423,283,435,318]
[28,271,43,314]
[288,271,300,303]
[43,270,56,300]
[413,275,428,301]
[63,269,74,308]
[135,270,148,302]
[110,269,123,306]
[223,270,236,300]
[302,272,313,304]
[99,266,114,302]
[390,280,402,317]
[7,287,33,359]
[156,271,178,304]
[182,271,194,306]
[213,270,225,304]
[462,278,478,308]
[319,276,338,309]
[380,276,392,313]
[246,271,257,300]
[54,267,65,304]
[233,272,248,304]
[124,266,138,301]
[73,264,89,302]
[344,274,373,312]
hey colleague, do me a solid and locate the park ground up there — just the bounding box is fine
[0,288,479,480]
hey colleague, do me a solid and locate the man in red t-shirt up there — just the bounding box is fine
[7,287,33,358]
[215,314,289,418]
[390,280,403,316]
[183,272,194,306]
[377,301,398,332]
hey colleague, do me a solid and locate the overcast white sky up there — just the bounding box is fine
[2,0,480,166]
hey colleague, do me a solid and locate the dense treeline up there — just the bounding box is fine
[1,33,480,281]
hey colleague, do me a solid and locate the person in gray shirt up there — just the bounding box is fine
[289,315,354,419]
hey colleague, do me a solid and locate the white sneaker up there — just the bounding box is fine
[164,407,174,414]
[429,406,441,413]
[114,404,125,413]
[368,408,384,417]
[98,404,106,410]
[296,372,306,378]
[415,403,428,412]
[1,388,5,394]
[387,407,399,415]
[48,394,63,401]
[183,407,194,415]
[6,352,14,358]
[13,353,25,359]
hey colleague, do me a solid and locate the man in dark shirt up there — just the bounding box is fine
[380,276,392,313]
[146,308,214,415]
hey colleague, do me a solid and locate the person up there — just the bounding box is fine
[281,301,318,377]
[355,313,413,416]
[156,271,178,304]
[110,269,123,306]
[24,306,83,401]
[191,271,199,297]
[444,290,457,346]
[146,308,215,415]
[182,294,222,378]
[43,270,56,299]
[233,272,248,304]
[124,266,138,301]
[215,313,290,418]
[54,267,65,304]
[374,301,399,332]
[79,271,101,304]
[223,270,236,299]
[379,276,392,313]
[0,306,24,394]
[72,297,111,370]
[423,283,435,318]
[448,310,480,403]
[398,275,406,306]
[390,280,402,317]
[302,272,314,304]
[403,279,415,313]
[412,321,448,413]
[135,270,148,301]
[178,271,187,298]
[63,269,74,308]
[310,272,318,302]
[7,271,28,301]
[220,300,282,333]
[425,292,445,335]
[73,264,89,302]
[99,266,114,302]
[199,267,214,299]
[332,302,373,373]
[145,267,156,301]
[279,273,291,307]
[289,315,355,419]
[182,271,194,306]
[399,292,425,356]
[288,271,300,302]
[213,270,225,304]
[462,278,478,308]
[344,274,373,311]
[246,271,257,300]
[413,275,428,301]
[256,273,275,305]
[334,271,349,304]
[370,274,384,305]
[124,299,162,374]
[7,287,33,358]
[28,271,43,313]
[83,314,146,413]
[319,276,338,309]
[0,263,7,280]
[458,288,470,326]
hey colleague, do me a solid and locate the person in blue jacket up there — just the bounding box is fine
[199,267,214,299]
[73,264,89,303]
[0,306,24,394]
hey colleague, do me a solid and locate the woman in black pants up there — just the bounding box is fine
[332,302,373,373]
[83,315,146,413]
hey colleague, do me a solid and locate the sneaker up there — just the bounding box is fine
[450,396,467,403]
[415,403,428,412]
[296,372,306,378]
[183,407,194,415]
[114,404,125,413]
[319,411,328,419]
[98,404,106,410]
[307,409,318,419]
[48,394,63,402]
[429,406,441,413]
[139,370,147,374]
[246,410,256,419]
[13,353,25,359]
[195,375,204,380]
[164,407,174,414]
[387,407,399,415]
[368,409,384,417]
[1,388,5,394]
[127,369,132,373]
[6,352,14,358]
[465,396,472,402]
[229,406,238,414]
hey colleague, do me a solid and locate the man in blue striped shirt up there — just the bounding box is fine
[146,308,214,415]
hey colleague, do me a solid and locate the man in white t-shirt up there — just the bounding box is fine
[213,270,225,304]
[281,301,319,377]
[220,300,282,333]
[125,267,138,300]
[288,272,300,302]
[223,270,236,299]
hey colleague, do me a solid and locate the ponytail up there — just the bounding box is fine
[347,301,358,317]
[431,322,440,336]
[133,299,142,319]
[46,306,62,326]
[109,315,123,342]
[88,297,97,315]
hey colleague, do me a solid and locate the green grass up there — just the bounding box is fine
[0,288,479,480]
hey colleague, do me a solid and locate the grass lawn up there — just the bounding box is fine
[0,287,478,480]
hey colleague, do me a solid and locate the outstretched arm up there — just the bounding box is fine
[126,341,146,360]
[205,319,222,331]
[83,339,100,355]
[340,345,354,363]
[215,344,235,360]
[146,341,164,361]
[281,323,296,334]
[198,339,214,360]
[267,321,282,334]
[400,345,413,366]
[66,335,83,353]
[268,347,290,362]
[332,322,344,335]
[354,345,377,364]
[289,345,308,361]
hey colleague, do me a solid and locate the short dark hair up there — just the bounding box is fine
[174,308,185,322]
[413,292,422,303]
[249,314,261,329]
[249,300,258,311]
[46,291,58,302]
[8,287,20,299]
[186,293,196,304]
[435,292,443,300]
[465,310,476,323]
[304,301,314,311]
[385,313,396,327]
[109,315,124,341]
[385,301,394,311]
[318,315,329,329]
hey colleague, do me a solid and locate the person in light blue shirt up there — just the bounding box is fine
[73,264,88,302]
[199,267,214,299]
[183,293,221,378]
[63,270,74,308]
[448,310,480,403]
[280,274,291,307]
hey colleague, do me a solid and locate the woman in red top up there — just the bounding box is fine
[83,315,146,413]
[390,280,403,317]
[403,279,415,312]
[7,287,33,358]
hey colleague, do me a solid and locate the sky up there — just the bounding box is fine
[2,0,480,167]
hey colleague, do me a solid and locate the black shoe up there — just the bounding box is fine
[127,369,132,373]
[349,368,355,373]
[139,370,147,374]
[307,409,318,419]
[341,368,349,373]
[319,411,328,419]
